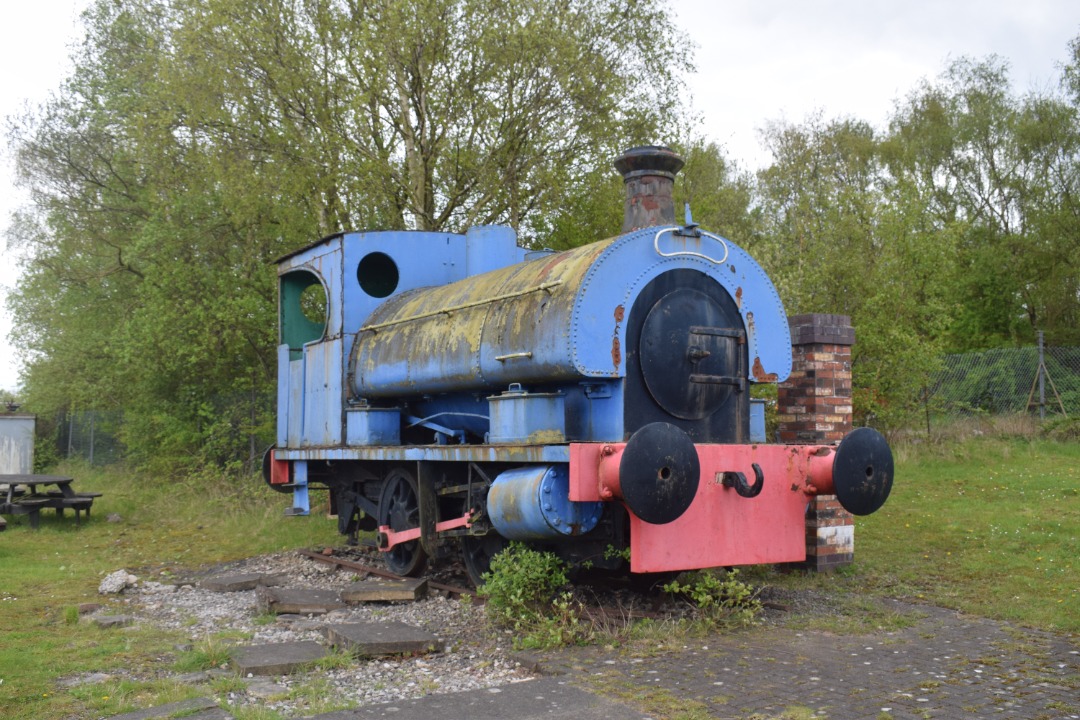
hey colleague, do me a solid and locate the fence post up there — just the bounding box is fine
[1038,330,1046,421]
[778,313,856,572]
[89,411,96,466]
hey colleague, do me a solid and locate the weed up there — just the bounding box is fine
[598,679,714,719]
[662,569,762,629]
[477,543,591,649]
[173,636,233,672]
[309,647,354,671]
[283,676,355,714]
[63,606,80,625]
[744,705,821,720]
[231,706,288,720]
[208,676,247,695]
[1046,700,1077,712]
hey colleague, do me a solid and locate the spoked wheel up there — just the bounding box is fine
[378,467,428,577]
[461,531,509,587]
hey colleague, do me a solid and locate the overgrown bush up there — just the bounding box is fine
[477,543,589,649]
[1042,415,1080,441]
[662,569,762,629]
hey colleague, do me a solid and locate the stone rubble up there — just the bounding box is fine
[105,551,531,716]
[99,569,139,594]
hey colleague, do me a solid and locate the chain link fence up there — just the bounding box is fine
[46,341,1080,464]
[925,339,1079,425]
[55,398,272,471]
[56,409,124,467]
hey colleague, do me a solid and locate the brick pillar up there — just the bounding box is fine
[778,314,855,571]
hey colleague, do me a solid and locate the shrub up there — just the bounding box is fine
[477,543,588,649]
[662,569,762,628]
[1042,415,1080,441]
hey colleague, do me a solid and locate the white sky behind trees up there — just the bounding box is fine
[2,0,1079,392]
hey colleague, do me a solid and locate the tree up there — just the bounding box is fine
[6,0,692,471]
[884,55,1080,349]
[755,114,957,430]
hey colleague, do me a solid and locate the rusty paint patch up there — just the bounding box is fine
[611,305,624,370]
[734,286,743,307]
[751,356,778,382]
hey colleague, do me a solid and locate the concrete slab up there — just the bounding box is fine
[340,578,428,603]
[303,678,652,719]
[256,587,346,615]
[231,640,328,676]
[322,621,443,657]
[106,696,232,719]
[199,572,286,592]
[275,614,326,631]
[93,615,135,628]
[243,678,290,699]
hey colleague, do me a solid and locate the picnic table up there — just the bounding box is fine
[0,474,102,529]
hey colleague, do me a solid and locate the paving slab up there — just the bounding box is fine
[93,614,135,628]
[323,621,443,656]
[199,572,286,592]
[339,577,428,603]
[256,587,346,615]
[527,599,1080,720]
[231,640,328,676]
[303,677,652,719]
[243,678,290,699]
[106,696,232,719]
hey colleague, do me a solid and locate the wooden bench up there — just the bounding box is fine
[47,496,95,524]
[0,497,52,529]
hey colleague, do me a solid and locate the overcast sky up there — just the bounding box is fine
[2,0,1079,393]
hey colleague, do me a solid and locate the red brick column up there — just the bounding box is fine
[778,314,855,571]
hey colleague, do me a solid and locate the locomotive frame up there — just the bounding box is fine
[265,146,893,584]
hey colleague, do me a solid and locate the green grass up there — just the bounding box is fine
[747,435,1080,634]
[0,461,340,720]
[856,436,1080,632]
[3,435,1078,719]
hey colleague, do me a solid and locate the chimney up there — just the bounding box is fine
[614,145,685,232]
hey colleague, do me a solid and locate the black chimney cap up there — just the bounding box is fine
[614,146,685,181]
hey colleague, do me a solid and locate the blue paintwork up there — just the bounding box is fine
[274,444,571,463]
[488,385,566,443]
[346,406,401,445]
[351,227,789,397]
[570,226,791,381]
[290,461,310,515]
[750,399,767,443]
[487,465,603,540]
[274,221,791,452]
[276,228,526,450]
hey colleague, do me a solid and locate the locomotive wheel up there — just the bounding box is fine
[460,532,508,587]
[378,467,429,577]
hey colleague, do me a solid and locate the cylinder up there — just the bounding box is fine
[487,465,603,540]
[614,146,685,232]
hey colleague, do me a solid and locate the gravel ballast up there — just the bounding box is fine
[104,551,532,716]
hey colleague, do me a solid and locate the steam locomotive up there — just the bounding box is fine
[264,146,893,584]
